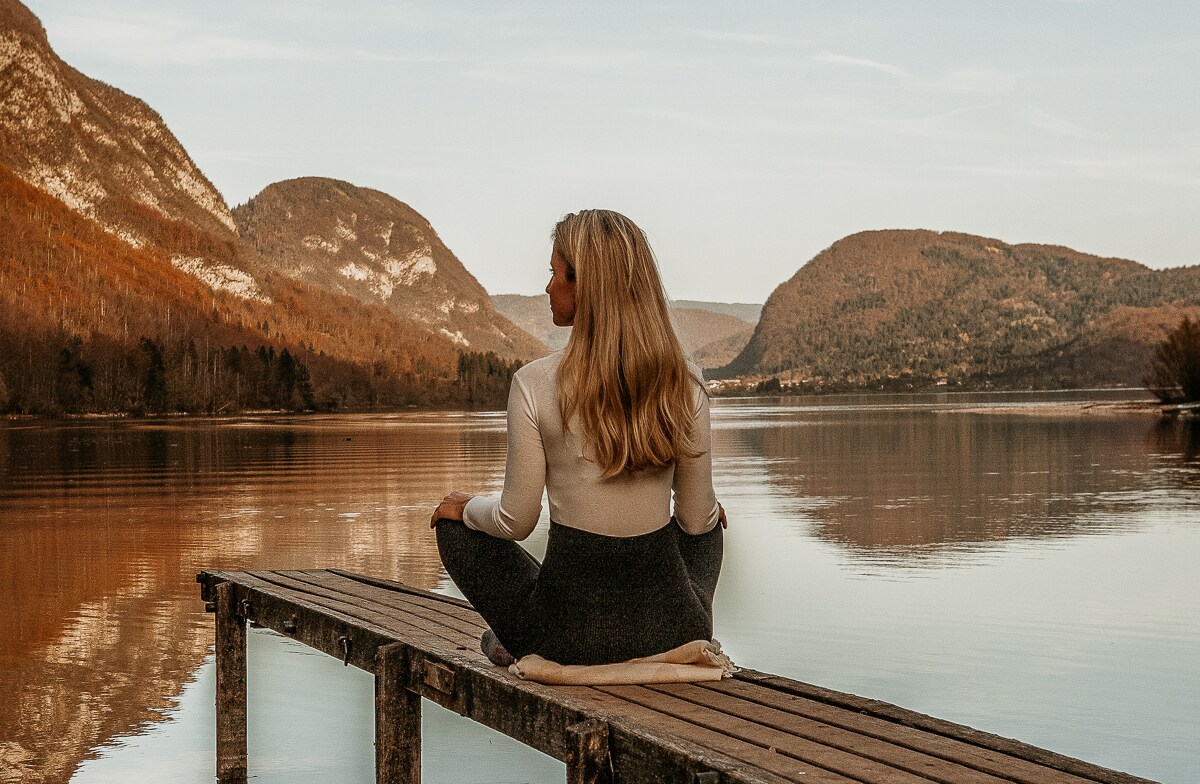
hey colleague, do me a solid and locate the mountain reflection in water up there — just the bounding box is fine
[0,415,490,783]
[0,393,1196,784]
[719,397,1196,570]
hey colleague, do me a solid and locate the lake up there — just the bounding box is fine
[1,390,1196,784]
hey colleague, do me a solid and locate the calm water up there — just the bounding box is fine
[1,390,1197,784]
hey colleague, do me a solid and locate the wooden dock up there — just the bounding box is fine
[196,569,1157,784]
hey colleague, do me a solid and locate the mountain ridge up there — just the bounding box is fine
[720,229,1200,389]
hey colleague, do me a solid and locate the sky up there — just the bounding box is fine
[25,0,1200,303]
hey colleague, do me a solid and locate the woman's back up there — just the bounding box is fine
[461,350,720,540]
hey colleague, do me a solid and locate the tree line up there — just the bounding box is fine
[0,324,522,416]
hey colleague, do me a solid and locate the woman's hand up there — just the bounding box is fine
[431,491,474,528]
[718,502,728,529]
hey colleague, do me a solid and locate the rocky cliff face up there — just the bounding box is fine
[0,0,235,242]
[234,178,544,359]
[721,229,1200,388]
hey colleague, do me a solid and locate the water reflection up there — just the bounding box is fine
[0,415,504,783]
[1150,417,1200,464]
[713,397,1196,571]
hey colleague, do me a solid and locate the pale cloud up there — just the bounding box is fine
[812,52,907,78]
[813,53,1015,94]
[41,12,318,63]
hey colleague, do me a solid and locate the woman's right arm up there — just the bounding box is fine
[672,386,721,535]
[461,373,546,540]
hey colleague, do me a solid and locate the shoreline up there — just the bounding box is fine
[948,400,1168,416]
[3,396,1195,423]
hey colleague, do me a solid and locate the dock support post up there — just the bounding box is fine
[215,582,248,784]
[565,719,611,784]
[376,642,421,783]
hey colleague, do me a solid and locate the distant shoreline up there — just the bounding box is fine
[5,393,1192,423]
[949,400,1164,416]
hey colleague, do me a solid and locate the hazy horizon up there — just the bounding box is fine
[23,0,1200,303]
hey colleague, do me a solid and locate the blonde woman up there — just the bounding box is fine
[431,209,726,667]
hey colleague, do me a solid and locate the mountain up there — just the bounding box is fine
[720,229,1200,389]
[672,308,757,369]
[233,178,543,358]
[491,294,571,350]
[0,0,531,415]
[490,293,757,368]
[673,300,762,324]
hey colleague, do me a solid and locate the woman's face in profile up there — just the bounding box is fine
[546,250,576,327]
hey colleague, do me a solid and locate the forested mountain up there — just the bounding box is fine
[0,0,530,414]
[490,293,757,368]
[234,178,543,358]
[719,230,1200,389]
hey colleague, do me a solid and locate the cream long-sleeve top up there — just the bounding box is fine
[462,351,720,540]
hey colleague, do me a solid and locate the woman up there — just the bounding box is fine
[431,209,726,667]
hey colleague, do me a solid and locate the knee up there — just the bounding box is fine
[434,518,471,559]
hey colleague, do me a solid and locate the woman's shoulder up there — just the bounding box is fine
[514,350,564,388]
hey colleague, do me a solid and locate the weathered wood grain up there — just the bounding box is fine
[376,642,420,784]
[565,719,611,784]
[215,582,247,784]
[701,679,1101,784]
[733,669,1157,784]
[601,684,939,784]
[650,682,1012,784]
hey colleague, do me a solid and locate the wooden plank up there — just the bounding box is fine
[249,572,481,654]
[376,643,420,784]
[324,568,486,625]
[270,570,484,644]
[735,670,1157,784]
[210,571,402,672]
[215,582,248,784]
[287,570,487,639]
[651,683,1012,784]
[327,568,474,610]
[600,685,941,784]
[301,569,488,635]
[561,686,853,784]
[703,679,1101,784]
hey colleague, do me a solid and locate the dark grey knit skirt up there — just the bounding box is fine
[436,518,722,665]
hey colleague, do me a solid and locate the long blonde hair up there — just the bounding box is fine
[553,209,702,478]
